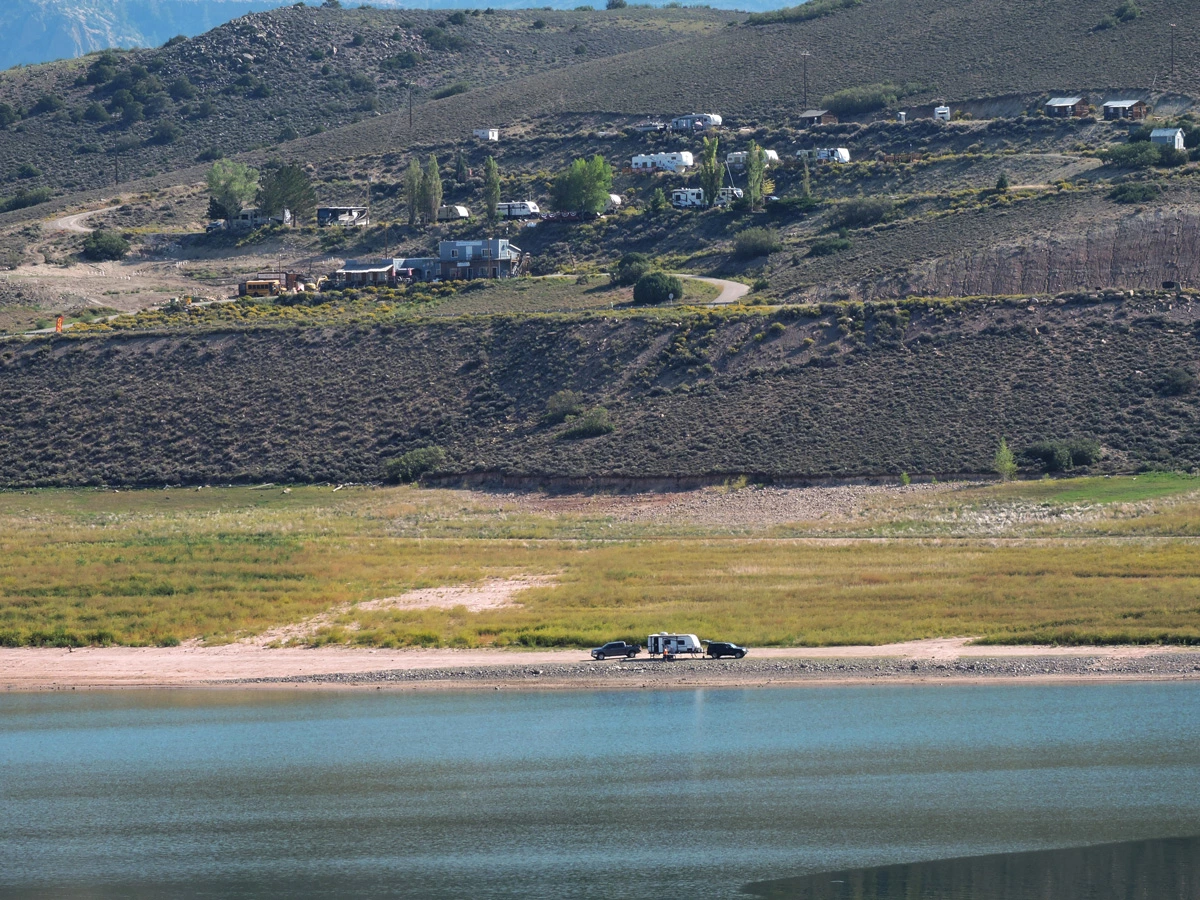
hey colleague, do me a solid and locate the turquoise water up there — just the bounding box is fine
[2,683,1199,899]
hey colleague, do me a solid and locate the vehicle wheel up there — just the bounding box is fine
[737,651,746,659]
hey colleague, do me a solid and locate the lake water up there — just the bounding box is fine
[2,683,1199,899]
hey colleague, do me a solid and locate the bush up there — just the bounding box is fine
[821,83,899,116]
[1108,182,1161,204]
[1101,143,1162,169]
[1158,367,1196,396]
[82,229,131,261]
[431,82,470,100]
[809,236,851,256]
[606,0,627,8]
[828,196,895,229]
[633,271,684,305]
[0,188,52,213]
[151,121,182,144]
[422,27,465,50]
[383,51,422,70]
[613,252,652,286]
[559,407,614,439]
[733,227,781,259]
[384,446,446,483]
[1024,438,1101,471]
[544,390,584,424]
[30,94,64,115]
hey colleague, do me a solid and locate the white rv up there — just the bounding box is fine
[648,633,704,657]
[726,149,780,168]
[712,186,743,207]
[671,187,705,208]
[671,113,723,131]
[473,127,500,141]
[933,106,951,122]
[604,193,623,212]
[496,200,541,219]
[631,151,695,173]
[796,147,851,164]
[436,205,470,221]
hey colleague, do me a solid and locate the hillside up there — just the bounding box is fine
[1,291,1197,487]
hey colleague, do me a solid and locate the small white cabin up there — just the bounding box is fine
[934,106,951,121]
[671,187,705,208]
[496,200,540,218]
[1151,128,1186,151]
[473,127,499,141]
[648,633,703,656]
[436,205,470,221]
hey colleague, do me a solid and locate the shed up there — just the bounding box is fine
[797,109,837,126]
[334,259,400,287]
[1102,99,1148,121]
[1046,96,1089,118]
[473,127,499,141]
[1151,128,1186,151]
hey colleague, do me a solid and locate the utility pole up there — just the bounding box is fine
[114,155,119,186]
[800,50,811,109]
[366,173,372,233]
[408,84,414,129]
[1170,23,1176,81]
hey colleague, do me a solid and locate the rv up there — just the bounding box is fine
[496,200,541,219]
[648,633,704,657]
[631,152,695,173]
[670,113,723,131]
[671,187,705,208]
[726,149,780,169]
[712,187,743,207]
[317,206,370,228]
[604,194,622,212]
[436,205,471,221]
[796,147,851,164]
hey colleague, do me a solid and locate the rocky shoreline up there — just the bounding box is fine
[226,653,1200,690]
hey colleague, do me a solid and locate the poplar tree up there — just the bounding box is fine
[404,158,422,225]
[993,437,1017,482]
[483,156,501,222]
[697,135,721,208]
[420,153,442,223]
[745,141,766,209]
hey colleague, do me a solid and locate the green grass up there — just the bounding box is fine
[2,481,1200,649]
[987,473,1200,506]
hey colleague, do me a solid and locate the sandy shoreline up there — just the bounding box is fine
[4,638,1199,692]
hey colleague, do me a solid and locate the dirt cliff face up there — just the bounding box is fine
[891,209,1200,299]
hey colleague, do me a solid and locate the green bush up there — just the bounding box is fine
[809,236,852,256]
[1024,438,1101,471]
[821,83,899,116]
[383,51,422,70]
[82,229,130,261]
[422,27,465,50]
[734,226,781,259]
[613,252,652,286]
[559,407,614,439]
[828,197,895,229]
[1108,182,1161,204]
[385,446,446,483]
[0,188,52,213]
[633,271,684,305]
[1101,143,1163,169]
[431,82,469,100]
[1158,367,1196,397]
[544,390,584,424]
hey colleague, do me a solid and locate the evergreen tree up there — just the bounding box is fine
[455,149,469,184]
[483,156,501,222]
[745,141,766,209]
[996,171,1010,193]
[697,136,721,208]
[257,163,316,224]
[404,158,423,225]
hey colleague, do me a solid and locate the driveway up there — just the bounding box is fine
[46,205,119,234]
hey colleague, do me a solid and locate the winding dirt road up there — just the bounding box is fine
[46,205,119,234]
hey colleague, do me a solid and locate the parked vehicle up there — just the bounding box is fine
[795,147,851,164]
[726,149,780,169]
[436,205,470,221]
[205,221,224,233]
[648,633,703,657]
[705,641,748,659]
[497,201,540,219]
[712,187,743,208]
[671,187,705,209]
[604,193,623,212]
[631,152,695,173]
[591,640,641,660]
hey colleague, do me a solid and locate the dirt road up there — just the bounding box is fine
[675,274,750,305]
[47,205,120,234]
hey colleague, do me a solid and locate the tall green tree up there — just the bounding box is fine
[697,135,722,208]
[745,141,766,209]
[420,153,443,224]
[550,154,613,213]
[455,149,469,184]
[205,160,259,221]
[483,156,501,222]
[404,158,423,225]
[257,162,317,224]
[993,437,1017,482]
[800,158,812,199]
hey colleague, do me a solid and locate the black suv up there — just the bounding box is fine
[706,641,747,659]
[591,641,641,660]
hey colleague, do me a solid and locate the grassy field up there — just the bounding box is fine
[2,476,1199,649]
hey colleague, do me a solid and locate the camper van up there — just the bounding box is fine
[436,205,470,221]
[671,188,705,208]
[648,633,704,658]
[496,201,541,219]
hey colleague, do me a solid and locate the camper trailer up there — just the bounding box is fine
[671,188,705,208]
[712,187,744,207]
[670,114,722,131]
[726,149,780,169]
[604,194,623,212]
[496,200,541,219]
[796,147,851,164]
[631,152,695,173]
[648,633,704,658]
[436,205,471,221]
[933,106,951,121]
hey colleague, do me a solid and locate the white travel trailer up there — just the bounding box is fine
[496,200,541,218]
[648,633,704,657]
[604,193,623,212]
[473,127,500,141]
[796,147,852,163]
[671,187,705,208]
[726,149,780,168]
[436,205,470,221]
[712,186,743,207]
[933,106,951,121]
[631,151,695,172]
[671,113,723,131]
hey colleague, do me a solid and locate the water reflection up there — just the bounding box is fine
[745,835,1200,899]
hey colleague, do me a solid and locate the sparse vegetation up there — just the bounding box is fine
[734,227,781,259]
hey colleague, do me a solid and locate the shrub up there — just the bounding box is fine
[383,51,422,70]
[559,407,614,439]
[733,226,781,259]
[431,82,470,99]
[745,0,859,25]
[633,271,684,305]
[422,27,465,50]
[821,83,899,116]
[1108,182,1161,204]
[447,11,468,24]
[1101,143,1162,169]
[828,196,895,229]
[1158,367,1196,396]
[532,18,547,28]
[613,252,652,286]
[1024,438,1101,471]
[0,103,18,127]
[606,0,627,8]
[385,446,446,483]
[0,187,52,213]
[82,229,130,261]
[809,236,852,256]
[151,121,182,144]
[30,94,64,115]
[544,389,584,424]
[993,438,1017,481]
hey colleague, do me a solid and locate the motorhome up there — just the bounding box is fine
[726,149,780,168]
[631,152,695,173]
[648,633,704,657]
[795,147,851,163]
[671,187,705,208]
[496,200,541,219]
[436,205,471,221]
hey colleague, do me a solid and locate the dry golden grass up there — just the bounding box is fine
[1,477,1199,648]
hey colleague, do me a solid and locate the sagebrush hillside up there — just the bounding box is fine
[1,291,1197,486]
